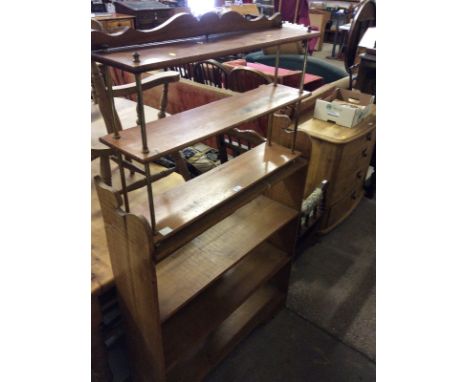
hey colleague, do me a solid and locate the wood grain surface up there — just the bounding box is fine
[129,142,301,240]
[92,21,318,73]
[100,84,310,162]
[166,285,285,382]
[162,242,289,370]
[155,195,297,323]
[91,11,283,50]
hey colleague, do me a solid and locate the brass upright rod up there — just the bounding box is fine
[291,100,302,153]
[117,152,130,212]
[135,73,149,154]
[292,39,309,153]
[267,113,273,146]
[299,39,308,94]
[144,162,157,233]
[273,45,280,86]
[104,66,120,139]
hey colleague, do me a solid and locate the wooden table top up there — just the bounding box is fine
[298,105,376,144]
[92,24,319,73]
[91,161,184,296]
[91,100,184,296]
[91,97,160,152]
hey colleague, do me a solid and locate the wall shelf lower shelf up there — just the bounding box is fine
[162,241,290,371]
[166,284,285,382]
[156,195,296,323]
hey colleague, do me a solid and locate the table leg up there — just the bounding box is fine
[92,295,113,382]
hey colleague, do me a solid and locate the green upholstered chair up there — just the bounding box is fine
[245,51,347,85]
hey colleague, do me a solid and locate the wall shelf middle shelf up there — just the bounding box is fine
[99,83,310,163]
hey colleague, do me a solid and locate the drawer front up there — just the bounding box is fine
[341,129,375,171]
[330,128,375,202]
[104,19,133,32]
[331,161,369,203]
[326,187,364,229]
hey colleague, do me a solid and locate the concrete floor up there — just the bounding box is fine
[205,197,376,381]
[108,195,376,381]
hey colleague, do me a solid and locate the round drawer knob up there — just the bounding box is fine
[361,148,368,157]
[356,171,363,179]
[366,132,372,141]
[351,191,357,200]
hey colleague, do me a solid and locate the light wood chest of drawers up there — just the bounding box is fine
[299,107,376,233]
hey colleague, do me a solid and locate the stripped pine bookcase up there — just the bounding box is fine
[92,10,319,381]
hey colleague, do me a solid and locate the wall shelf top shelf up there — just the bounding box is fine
[92,16,319,73]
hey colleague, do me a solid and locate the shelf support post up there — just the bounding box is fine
[273,45,280,86]
[158,83,169,119]
[135,73,149,154]
[104,65,120,140]
[117,152,130,212]
[299,39,308,94]
[144,162,157,233]
[267,113,274,146]
[292,39,309,153]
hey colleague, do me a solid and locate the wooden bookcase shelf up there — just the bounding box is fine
[156,195,296,323]
[128,142,303,242]
[93,11,315,381]
[162,241,290,369]
[100,84,310,163]
[166,284,285,382]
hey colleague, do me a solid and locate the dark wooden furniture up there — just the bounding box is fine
[355,26,376,95]
[344,0,376,89]
[227,66,272,92]
[217,128,267,163]
[92,13,136,33]
[114,1,176,29]
[92,11,318,381]
[193,59,229,88]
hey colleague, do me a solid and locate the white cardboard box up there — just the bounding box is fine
[313,88,375,128]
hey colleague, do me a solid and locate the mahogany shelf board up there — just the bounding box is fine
[166,284,285,382]
[155,195,297,323]
[162,241,289,369]
[91,24,319,73]
[100,84,310,163]
[130,141,301,240]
